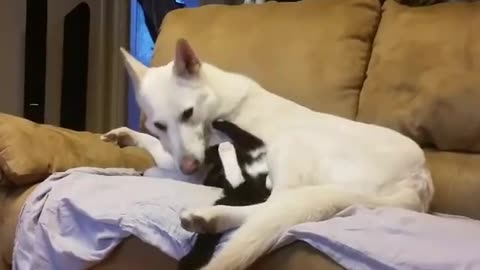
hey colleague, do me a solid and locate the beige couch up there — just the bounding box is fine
[2,0,480,269]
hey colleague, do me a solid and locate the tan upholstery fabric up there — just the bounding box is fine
[153,0,381,119]
[357,0,480,152]
[426,150,480,219]
[0,184,37,266]
[0,113,154,185]
[89,239,342,270]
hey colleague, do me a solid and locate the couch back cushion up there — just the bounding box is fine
[357,0,480,219]
[152,0,381,119]
[357,0,480,152]
[425,150,480,219]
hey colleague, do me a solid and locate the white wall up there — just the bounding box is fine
[0,0,26,116]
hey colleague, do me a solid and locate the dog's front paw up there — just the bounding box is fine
[101,127,138,147]
[180,209,218,234]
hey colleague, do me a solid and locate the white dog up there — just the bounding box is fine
[103,39,434,270]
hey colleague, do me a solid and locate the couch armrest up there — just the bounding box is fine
[0,184,38,267]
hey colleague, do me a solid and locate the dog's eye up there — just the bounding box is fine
[154,122,167,131]
[181,107,194,122]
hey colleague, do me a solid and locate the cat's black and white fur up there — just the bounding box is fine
[178,120,271,270]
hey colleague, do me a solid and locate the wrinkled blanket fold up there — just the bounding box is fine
[13,168,480,270]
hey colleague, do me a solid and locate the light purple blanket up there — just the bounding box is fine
[13,168,480,270]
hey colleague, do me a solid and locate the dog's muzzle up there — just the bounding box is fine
[180,155,200,175]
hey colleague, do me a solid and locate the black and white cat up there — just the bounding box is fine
[178,120,271,270]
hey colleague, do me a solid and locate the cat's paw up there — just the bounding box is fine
[101,127,138,147]
[180,209,218,234]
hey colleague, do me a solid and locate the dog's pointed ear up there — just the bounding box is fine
[120,47,147,91]
[173,38,201,78]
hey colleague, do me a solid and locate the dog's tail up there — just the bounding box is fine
[202,184,426,270]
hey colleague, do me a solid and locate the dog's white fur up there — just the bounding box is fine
[103,40,434,270]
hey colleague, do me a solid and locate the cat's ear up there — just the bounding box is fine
[173,38,201,78]
[120,47,147,92]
